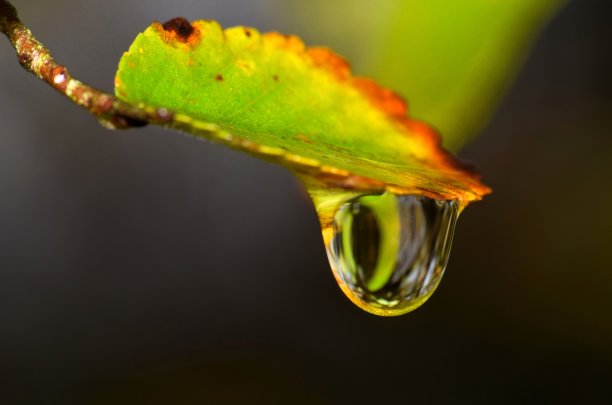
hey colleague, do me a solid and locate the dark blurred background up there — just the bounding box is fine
[1,0,611,403]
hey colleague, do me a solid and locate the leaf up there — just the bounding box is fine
[281,0,565,151]
[115,18,490,204]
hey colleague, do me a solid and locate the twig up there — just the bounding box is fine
[0,0,172,129]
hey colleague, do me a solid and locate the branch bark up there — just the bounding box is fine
[0,0,173,129]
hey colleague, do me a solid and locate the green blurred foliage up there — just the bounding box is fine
[281,0,565,151]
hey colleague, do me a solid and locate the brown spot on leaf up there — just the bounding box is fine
[295,134,313,144]
[215,74,224,81]
[273,75,279,82]
[155,18,200,46]
[162,17,194,39]
[244,28,252,37]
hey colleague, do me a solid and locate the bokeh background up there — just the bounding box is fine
[1,0,611,403]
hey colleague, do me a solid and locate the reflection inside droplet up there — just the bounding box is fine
[322,191,459,316]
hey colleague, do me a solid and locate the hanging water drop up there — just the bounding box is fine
[312,189,460,316]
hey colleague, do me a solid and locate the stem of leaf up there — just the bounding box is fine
[0,0,172,129]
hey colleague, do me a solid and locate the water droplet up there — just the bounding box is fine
[314,190,459,316]
[53,72,66,84]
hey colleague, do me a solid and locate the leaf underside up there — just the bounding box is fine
[115,19,490,204]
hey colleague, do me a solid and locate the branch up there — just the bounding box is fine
[0,0,172,129]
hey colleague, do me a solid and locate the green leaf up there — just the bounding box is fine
[282,0,565,151]
[115,18,489,204]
